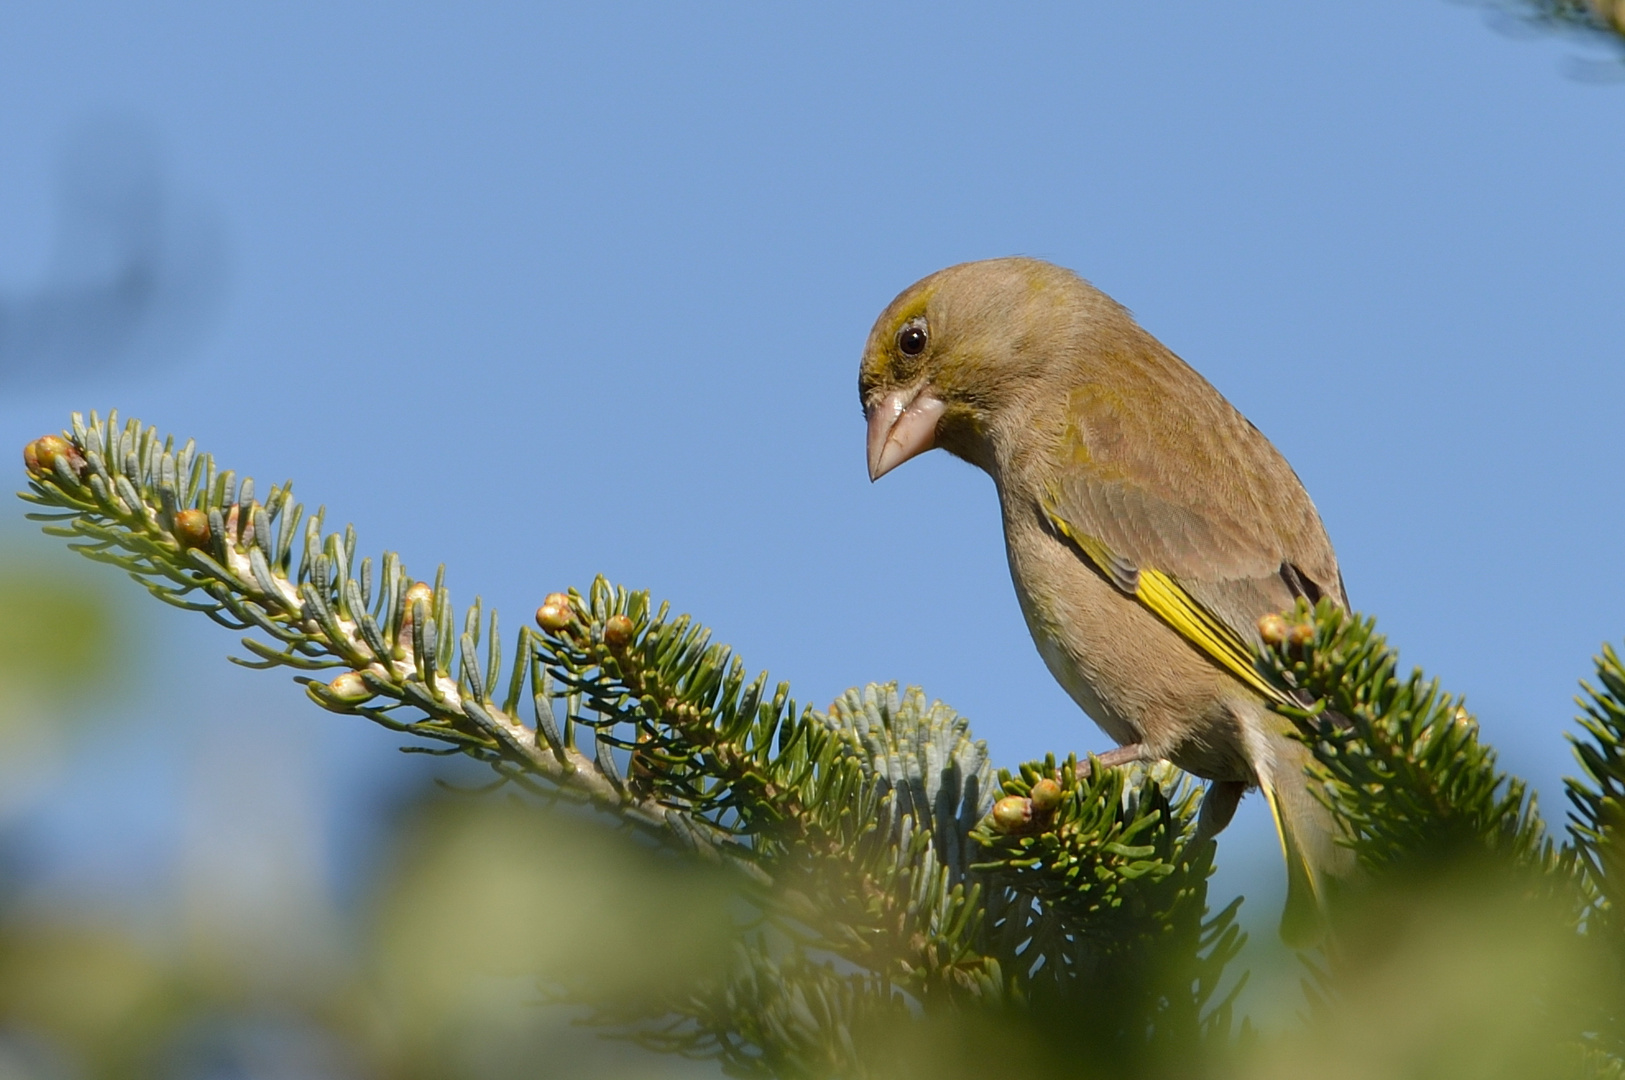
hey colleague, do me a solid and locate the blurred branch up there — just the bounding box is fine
[0,120,225,385]
[1472,0,1625,56]
[1518,0,1625,39]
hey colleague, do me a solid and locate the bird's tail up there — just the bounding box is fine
[1250,720,1352,947]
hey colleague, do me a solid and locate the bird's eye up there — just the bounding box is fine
[897,321,928,356]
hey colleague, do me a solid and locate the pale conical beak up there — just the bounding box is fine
[866,388,947,482]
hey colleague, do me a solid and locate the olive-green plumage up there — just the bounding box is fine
[859,257,1350,940]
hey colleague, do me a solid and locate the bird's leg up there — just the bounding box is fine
[1193,779,1247,844]
[1072,743,1150,779]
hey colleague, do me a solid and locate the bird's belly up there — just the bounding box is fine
[1003,521,1150,747]
[1022,597,1143,748]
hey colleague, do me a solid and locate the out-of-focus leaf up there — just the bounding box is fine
[0,559,119,701]
[369,797,738,1063]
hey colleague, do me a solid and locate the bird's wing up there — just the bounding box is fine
[1039,382,1344,702]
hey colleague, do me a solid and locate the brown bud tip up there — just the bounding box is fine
[536,603,572,633]
[1029,778,1063,812]
[328,671,372,704]
[542,592,570,611]
[173,508,211,549]
[604,614,635,650]
[991,795,1034,833]
[1287,621,1316,648]
[1258,613,1289,647]
[24,435,82,478]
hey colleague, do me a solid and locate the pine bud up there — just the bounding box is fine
[1287,621,1316,649]
[24,435,84,479]
[991,795,1033,833]
[1029,777,1063,812]
[398,583,434,651]
[172,508,211,549]
[1257,613,1288,647]
[604,614,635,650]
[327,671,373,704]
[402,581,433,618]
[535,592,574,633]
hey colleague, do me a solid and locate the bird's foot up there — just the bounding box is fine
[1072,743,1150,779]
[1194,779,1247,843]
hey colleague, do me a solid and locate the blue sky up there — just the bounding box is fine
[1,0,1622,1007]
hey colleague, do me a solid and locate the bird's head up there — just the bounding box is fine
[858,256,1100,482]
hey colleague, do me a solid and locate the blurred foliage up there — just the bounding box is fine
[0,562,116,700]
[14,412,1625,1079]
[0,795,727,1079]
[371,799,738,1063]
[0,541,126,822]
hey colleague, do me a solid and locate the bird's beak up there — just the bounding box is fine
[866,387,947,482]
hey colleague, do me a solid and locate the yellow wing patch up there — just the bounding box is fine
[1041,497,1291,707]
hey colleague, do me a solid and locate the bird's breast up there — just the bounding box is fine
[1000,504,1145,748]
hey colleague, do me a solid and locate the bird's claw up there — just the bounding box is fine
[1073,743,1150,779]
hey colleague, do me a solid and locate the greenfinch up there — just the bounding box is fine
[860,257,1349,940]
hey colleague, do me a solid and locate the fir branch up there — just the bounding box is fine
[13,414,1067,1072]
[17,416,996,988]
[1256,607,1622,1073]
[1258,600,1553,876]
[1569,642,1625,908]
[542,590,998,994]
[1566,642,1625,1054]
[969,756,1244,1057]
[18,414,689,841]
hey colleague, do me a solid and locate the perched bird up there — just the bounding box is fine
[859,257,1349,940]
